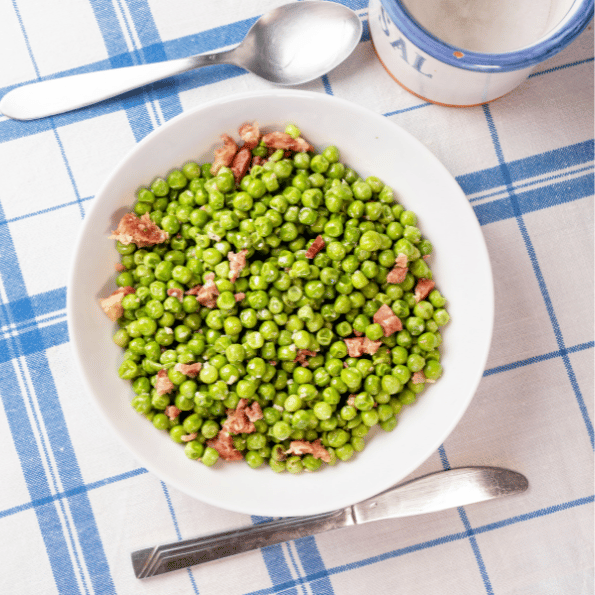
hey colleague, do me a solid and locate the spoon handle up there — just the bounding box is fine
[131,466,528,579]
[0,51,234,121]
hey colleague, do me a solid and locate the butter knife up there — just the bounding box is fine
[132,466,528,578]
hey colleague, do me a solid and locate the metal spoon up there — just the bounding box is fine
[131,466,528,578]
[0,1,362,121]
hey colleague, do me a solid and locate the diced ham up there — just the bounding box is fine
[109,212,169,248]
[285,439,331,463]
[251,155,265,168]
[362,338,382,355]
[114,262,125,272]
[245,401,263,423]
[230,147,252,185]
[155,369,175,396]
[373,303,403,336]
[167,288,183,303]
[185,284,202,296]
[304,235,325,259]
[99,286,135,321]
[210,134,238,176]
[395,253,408,268]
[387,264,408,284]
[174,362,202,377]
[347,394,357,407]
[224,409,254,434]
[234,292,246,302]
[412,371,426,384]
[207,430,243,461]
[186,272,219,308]
[294,349,317,366]
[261,131,313,152]
[414,278,435,302]
[239,122,261,149]
[222,398,263,435]
[344,336,382,357]
[181,433,198,442]
[290,137,313,152]
[354,331,363,337]
[165,405,181,421]
[344,337,366,357]
[228,249,248,283]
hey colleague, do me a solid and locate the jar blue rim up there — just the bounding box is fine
[379,0,594,72]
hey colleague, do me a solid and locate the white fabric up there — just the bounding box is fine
[0,2,592,594]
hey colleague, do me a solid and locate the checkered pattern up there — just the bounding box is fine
[0,1,592,594]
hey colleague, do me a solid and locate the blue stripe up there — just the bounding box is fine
[384,103,430,117]
[88,0,155,142]
[437,444,450,470]
[361,14,371,43]
[472,494,594,534]
[0,468,148,520]
[242,494,593,595]
[293,538,336,595]
[473,172,594,226]
[457,507,494,595]
[2,311,91,595]
[4,311,66,336]
[0,172,115,593]
[253,516,299,595]
[27,349,116,594]
[321,75,334,96]
[482,104,594,449]
[0,196,94,226]
[438,446,493,595]
[0,321,69,364]
[529,56,594,77]
[0,193,84,594]
[113,0,163,128]
[342,0,368,10]
[285,545,310,595]
[10,1,85,218]
[161,482,200,594]
[469,165,594,203]
[456,140,594,195]
[0,359,81,594]
[1,286,66,325]
[484,342,594,377]
[126,0,183,122]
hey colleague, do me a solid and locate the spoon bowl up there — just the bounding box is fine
[0,1,362,121]
[232,1,363,85]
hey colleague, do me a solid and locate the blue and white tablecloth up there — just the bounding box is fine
[0,1,593,594]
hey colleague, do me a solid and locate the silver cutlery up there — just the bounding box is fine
[131,466,528,578]
[0,2,362,121]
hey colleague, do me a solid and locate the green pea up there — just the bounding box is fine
[201,446,219,466]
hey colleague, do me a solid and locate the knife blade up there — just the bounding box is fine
[131,466,528,578]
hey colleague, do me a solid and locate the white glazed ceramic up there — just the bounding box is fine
[369,0,594,106]
[68,89,494,517]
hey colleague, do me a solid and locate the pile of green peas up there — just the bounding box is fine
[111,125,450,473]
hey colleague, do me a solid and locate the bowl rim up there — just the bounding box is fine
[67,88,495,516]
[379,0,594,71]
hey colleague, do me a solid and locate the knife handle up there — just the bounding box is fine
[132,507,354,578]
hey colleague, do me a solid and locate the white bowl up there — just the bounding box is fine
[68,89,493,517]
